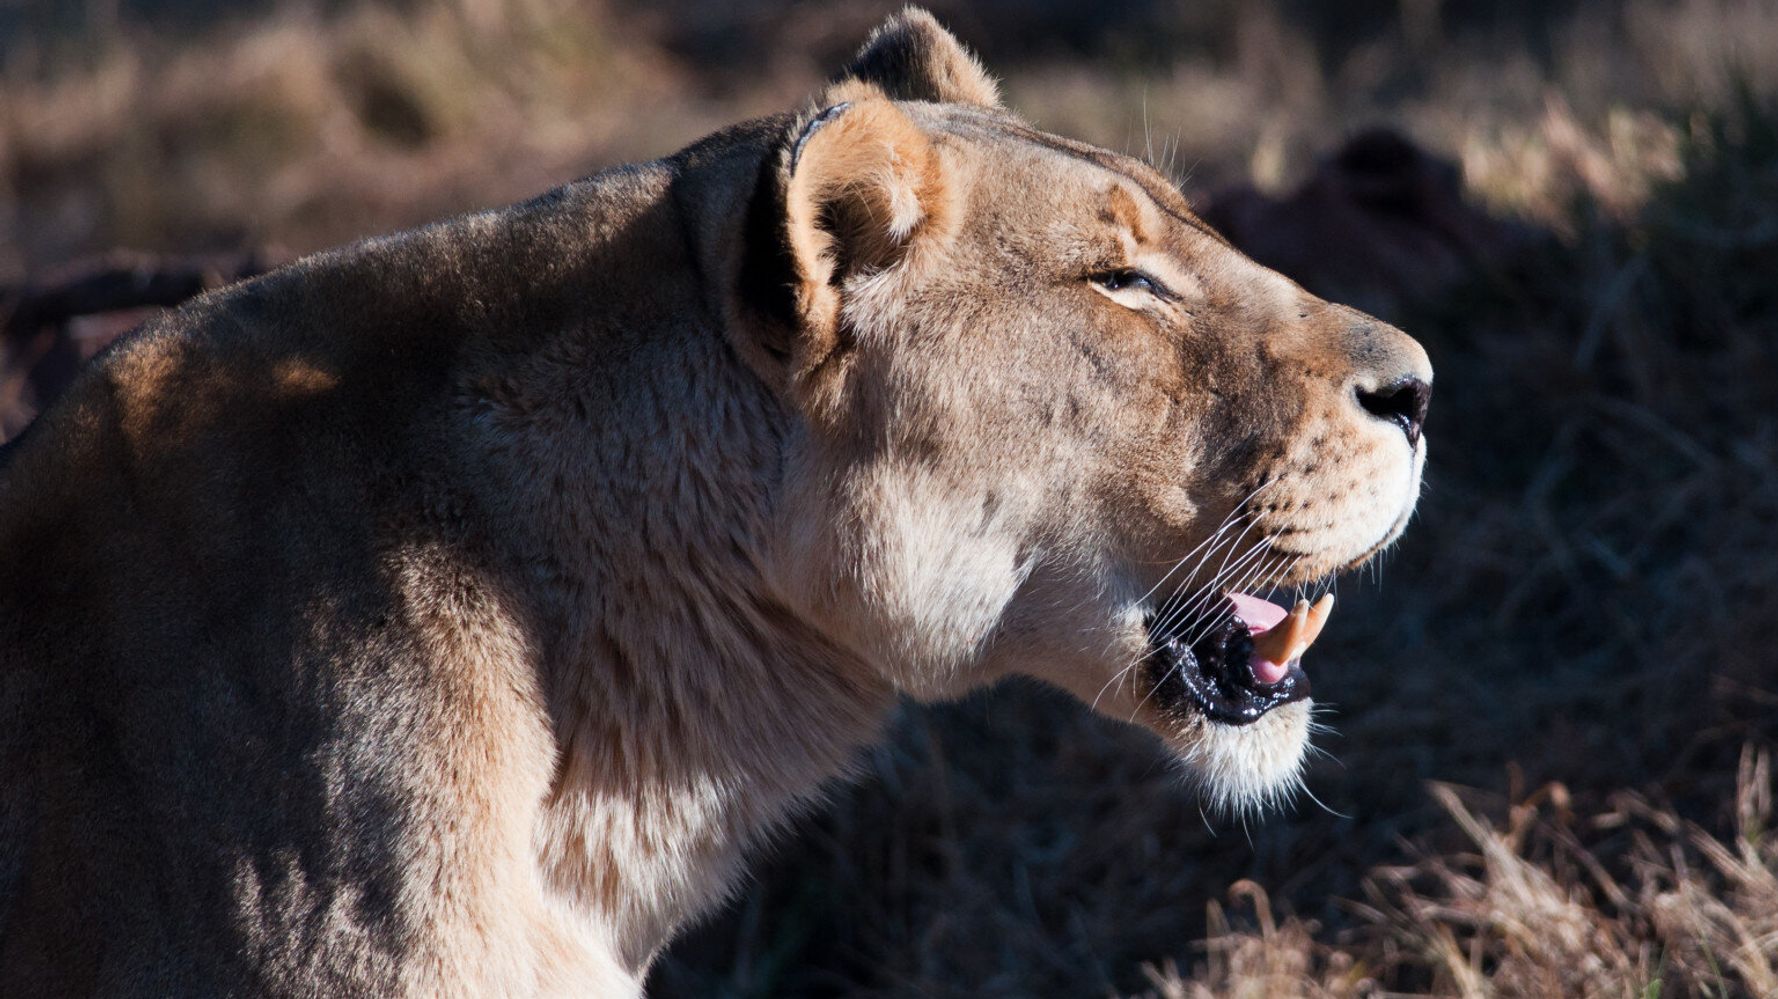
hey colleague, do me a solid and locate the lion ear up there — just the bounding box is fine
[829,7,1000,109]
[737,98,949,386]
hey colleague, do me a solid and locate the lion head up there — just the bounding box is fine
[727,11,1431,813]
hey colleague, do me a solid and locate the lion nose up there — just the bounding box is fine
[1356,376,1431,445]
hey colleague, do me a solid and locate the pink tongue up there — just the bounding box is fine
[1225,591,1289,633]
[1224,591,1293,685]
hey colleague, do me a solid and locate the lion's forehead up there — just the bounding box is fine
[913,107,1193,213]
[903,106,1298,309]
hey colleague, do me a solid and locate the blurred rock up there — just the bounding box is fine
[1,250,276,441]
[1198,128,1539,316]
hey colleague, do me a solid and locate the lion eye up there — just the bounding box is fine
[1091,269,1167,297]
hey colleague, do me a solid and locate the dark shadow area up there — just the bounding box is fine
[4,1,1777,995]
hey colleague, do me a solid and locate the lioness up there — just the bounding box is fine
[0,10,1430,996]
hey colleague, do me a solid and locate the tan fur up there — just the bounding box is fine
[0,11,1429,997]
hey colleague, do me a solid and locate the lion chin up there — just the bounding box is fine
[1172,702,1315,816]
[0,8,1429,997]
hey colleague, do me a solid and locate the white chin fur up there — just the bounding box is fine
[1168,700,1312,817]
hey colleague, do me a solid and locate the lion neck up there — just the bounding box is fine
[470,153,896,972]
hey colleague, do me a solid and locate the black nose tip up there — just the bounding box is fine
[1356,377,1431,445]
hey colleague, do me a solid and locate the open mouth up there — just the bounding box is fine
[1143,591,1335,725]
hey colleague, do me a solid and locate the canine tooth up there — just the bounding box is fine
[1251,602,1309,664]
[1285,601,1312,660]
[1298,593,1335,654]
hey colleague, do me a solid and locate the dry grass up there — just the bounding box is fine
[7,0,1773,273]
[1145,749,1778,998]
[4,1,1778,996]
[0,0,812,276]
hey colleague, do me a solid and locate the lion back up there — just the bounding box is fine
[0,213,568,993]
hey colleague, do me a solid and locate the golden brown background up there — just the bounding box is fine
[4,1,1777,994]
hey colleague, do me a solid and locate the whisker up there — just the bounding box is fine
[1296,781,1349,820]
[1148,514,1274,638]
[1133,526,1258,652]
[1128,482,1273,609]
[1122,546,1278,723]
[1178,547,1280,646]
[1120,540,1303,725]
[1184,550,1301,647]
[1166,533,1280,639]
[1091,480,1281,714]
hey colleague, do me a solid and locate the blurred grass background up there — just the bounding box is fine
[4,1,1778,995]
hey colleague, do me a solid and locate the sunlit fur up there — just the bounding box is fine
[0,9,1429,996]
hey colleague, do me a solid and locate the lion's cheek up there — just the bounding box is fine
[768,462,1036,698]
